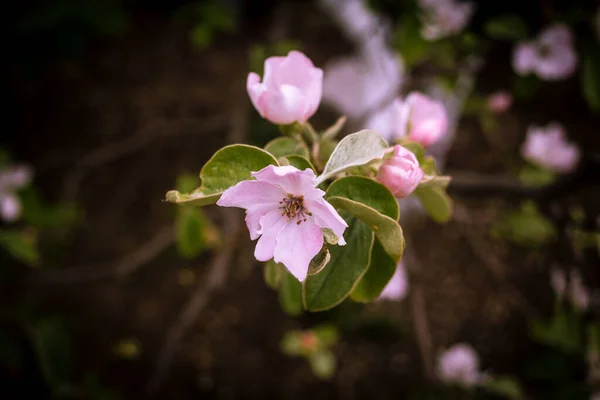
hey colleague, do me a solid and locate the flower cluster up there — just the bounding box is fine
[436,343,482,387]
[513,24,577,81]
[521,122,580,173]
[0,164,32,222]
[418,0,474,41]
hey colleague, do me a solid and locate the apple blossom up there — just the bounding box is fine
[521,122,580,173]
[436,343,481,387]
[512,24,577,80]
[418,0,474,41]
[377,145,424,198]
[247,51,323,125]
[0,164,32,222]
[377,262,408,301]
[569,270,590,311]
[487,90,512,113]
[216,165,347,282]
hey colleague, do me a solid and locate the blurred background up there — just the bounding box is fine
[2,0,600,399]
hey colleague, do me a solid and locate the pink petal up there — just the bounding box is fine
[262,56,286,88]
[254,209,287,262]
[247,73,268,117]
[304,198,348,245]
[1,194,21,222]
[273,219,323,282]
[258,84,308,124]
[378,262,408,300]
[252,165,317,196]
[512,42,537,74]
[216,180,285,211]
[245,204,276,240]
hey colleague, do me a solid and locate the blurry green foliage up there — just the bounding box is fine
[484,15,529,40]
[174,1,236,50]
[581,41,600,112]
[280,324,338,379]
[0,228,39,266]
[491,201,556,248]
[518,164,556,187]
[481,375,524,399]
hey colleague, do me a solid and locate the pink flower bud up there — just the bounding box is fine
[398,92,448,147]
[521,122,580,173]
[377,145,424,198]
[247,51,323,125]
[487,90,512,113]
[436,343,481,387]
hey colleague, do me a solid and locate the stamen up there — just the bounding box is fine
[279,194,310,224]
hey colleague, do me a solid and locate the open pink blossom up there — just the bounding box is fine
[247,51,323,125]
[487,90,512,113]
[418,0,474,41]
[0,165,32,222]
[512,24,577,80]
[377,145,424,198]
[521,122,580,173]
[398,92,448,147]
[377,262,409,301]
[436,343,482,387]
[216,165,347,282]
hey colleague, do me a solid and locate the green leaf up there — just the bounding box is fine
[530,310,581,353]
[484,15,528,40]
[581,42,600,112]
[321,228,339,245]
[280,331,303,355]
[307,248,331,276]
[519,164,556,186]
[350,238,397,302]
[481,375,524,399]
[327,197,404,261]
[417,175,451,190]
[264,137,310,159]
[400,141,425,164]
[316,130,389,184]
[279,269,303,316]
[166,144,278,206]
[313,325,339,347]
[175,207,207,259]
[491,201,556,248]
[176,173,200,193]
[33,318,72,386]
[309,349,336,379]
[0,229,39,266]
[285,155,316,172]
[325,176,399,220]
[322,116,347,140]
[263,260,283,290]
[303,216,374,311]
[414,186,453,223]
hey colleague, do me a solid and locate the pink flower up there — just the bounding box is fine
[512,24,577,80]
[398,92,448,147]
[521,122,580,173]
[418,0,474,41]
[364,99,403,142]
[0,165,32,222]
[247,51,323,125]
[377,145,424,198]
[436,343,481,387]
[569,270,590,311]
[550,267,567,299]
[216,165,347,282]
[377,262,409,301]
[487,90,512,113]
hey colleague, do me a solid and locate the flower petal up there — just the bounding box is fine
[247,72,268,117]
[252,165,317,196]
[304,198,348,245]
[216,180,285,211]
[0,194,21,222]
[257,84,308,124]
[273,219,323,282]
[254,209,287,262]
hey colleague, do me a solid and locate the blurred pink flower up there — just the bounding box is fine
[512,24,577,80]
[365,99,403,142]
[247,51,323,125]
[436,343,481,387]
[216,165,347,282]
[0,165,32,222]
[487,90,512,113]
[377,145,424,198]
[550,267,567,299]
[569,270,590,311]
[377,262,409,301]
[418,0,474,40]
[399,92,448,147]
[323,50,402,120]
[521,122,580,173]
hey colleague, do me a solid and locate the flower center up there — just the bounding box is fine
[279,194,311,224]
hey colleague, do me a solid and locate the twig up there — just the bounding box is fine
[60,115,228,202]
[31,225,175,284]
[145,100,250,396]
[410,282,435,380]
